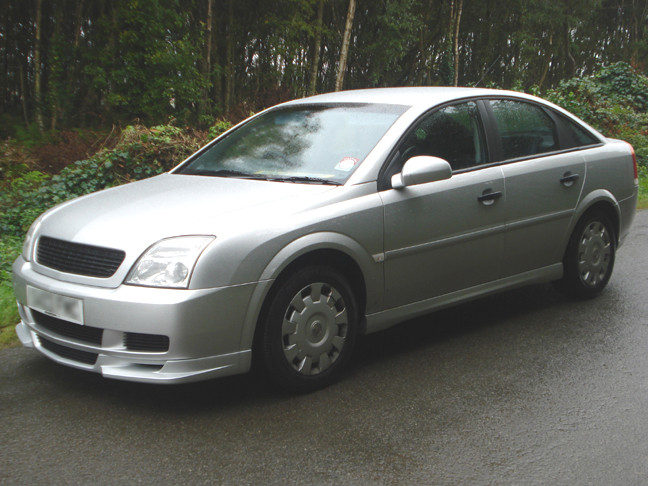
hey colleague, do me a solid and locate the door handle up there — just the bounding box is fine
[560,173,580,186]
[478,191,502,205]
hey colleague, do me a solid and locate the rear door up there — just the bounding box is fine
[486,99,586,276]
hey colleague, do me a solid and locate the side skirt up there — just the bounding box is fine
[365,263,563,334]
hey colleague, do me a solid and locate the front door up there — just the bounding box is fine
[379,101,507,309]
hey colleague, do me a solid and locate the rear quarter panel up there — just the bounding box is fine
[574,139,637,242]
[581,141,635,202]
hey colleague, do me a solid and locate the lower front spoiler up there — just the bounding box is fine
[17,320,251,385]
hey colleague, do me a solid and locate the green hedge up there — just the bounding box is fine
[545,62,648,167]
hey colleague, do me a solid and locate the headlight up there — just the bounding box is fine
[126,236,215,288]
[22,215,44,262]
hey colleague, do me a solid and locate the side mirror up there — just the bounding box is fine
[391,156,452,189]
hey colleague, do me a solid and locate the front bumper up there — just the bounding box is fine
[12,257,257,384]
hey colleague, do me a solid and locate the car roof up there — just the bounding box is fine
[284,87,540,109]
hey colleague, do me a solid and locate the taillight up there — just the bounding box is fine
[627,142,638,185]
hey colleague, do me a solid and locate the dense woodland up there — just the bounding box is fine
[1,0,648,134]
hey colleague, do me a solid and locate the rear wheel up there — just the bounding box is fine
[261,266,359,392]
[554,211,616,299]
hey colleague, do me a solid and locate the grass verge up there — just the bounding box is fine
[0,281,19,350]
[0,235,21,349]
[638,169,648,209]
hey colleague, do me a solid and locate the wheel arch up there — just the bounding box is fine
[554,194,619,298]
[557,190,620,266]
[238,232,381,359]
[572,190,621,244]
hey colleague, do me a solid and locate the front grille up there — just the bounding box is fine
[38,336,98,365]
[36,236,125,278]
[124,332,170,352]
[32,310,103,345]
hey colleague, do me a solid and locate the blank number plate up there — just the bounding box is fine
[27,286,84,325]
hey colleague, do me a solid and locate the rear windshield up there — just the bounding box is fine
[176,103,408,185]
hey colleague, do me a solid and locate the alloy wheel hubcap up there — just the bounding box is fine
[281,282,348,375]
[577,221,611,286]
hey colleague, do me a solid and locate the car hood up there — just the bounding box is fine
[37,173,336,251]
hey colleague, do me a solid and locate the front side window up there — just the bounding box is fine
[176,103,407,184]
[393,101,488,173]
[490,100,558,160]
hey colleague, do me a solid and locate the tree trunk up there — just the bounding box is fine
[440,0,455,86]
[309,0,325,96]
[50,3,65,131]
[418,0,434,85]
[0,3,7,111]
[200,0,213,115]
[225,0,233,114]
[74,0,85,48]
[537,34,553,90]
[564,22,576,78]
[629,0,648,66]
[20,60,29,127]
[453,0,464,86]
[447,0,455,40]
[335,0,356,92]
[34,0,44,132]
[206,0,213,85]
[639,1,648,67]
[101,0,118,127]
[69,0,85,121]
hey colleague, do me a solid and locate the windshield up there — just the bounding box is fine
[176,103,408,184]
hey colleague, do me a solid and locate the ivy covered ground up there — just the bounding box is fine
[1,64,647,348]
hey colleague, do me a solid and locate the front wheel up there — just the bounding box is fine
[260,266,359,392]
[554,211,616,299]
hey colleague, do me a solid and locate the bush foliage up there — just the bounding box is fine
[0,124,211,305]
[0,125,208,238]
[546,62,648,167]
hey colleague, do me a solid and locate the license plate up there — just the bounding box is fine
[27,286,84,325]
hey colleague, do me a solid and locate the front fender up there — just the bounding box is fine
[238,231,383,354]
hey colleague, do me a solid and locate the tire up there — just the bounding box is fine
[554,211,616,299]
[260,266,359,392]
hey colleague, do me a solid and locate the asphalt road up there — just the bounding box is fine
[2,210,648,486]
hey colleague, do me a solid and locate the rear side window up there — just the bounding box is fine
[490,100,558,160]
[555,113,601,148]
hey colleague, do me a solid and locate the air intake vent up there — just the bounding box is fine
[124,332,170,352]
[36,236,125,278]
[38,336,98,365]
[32,310,103,345]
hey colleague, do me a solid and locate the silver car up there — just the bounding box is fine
[12,88,638,391]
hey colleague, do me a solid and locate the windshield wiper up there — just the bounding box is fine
[266,176,342,186]
[187,170,341,185]
[188,169,268,180]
